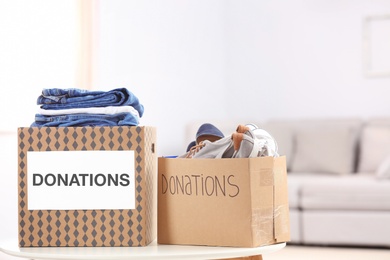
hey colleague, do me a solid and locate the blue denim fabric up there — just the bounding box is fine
[31,112,139,127]
[37,88,144,117]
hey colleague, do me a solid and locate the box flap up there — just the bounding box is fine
[273,156,291,243]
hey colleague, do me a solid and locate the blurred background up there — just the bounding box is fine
[1,0,390,250]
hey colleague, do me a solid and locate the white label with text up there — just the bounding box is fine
[27,150,135,210]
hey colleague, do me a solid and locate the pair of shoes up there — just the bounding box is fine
[230,125,267,158]
[237,124,279,157]
[184,136,234,158]
[186,123,224,152]
[181,124,278,159]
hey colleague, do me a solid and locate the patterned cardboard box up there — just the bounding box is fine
[17,126,157,247]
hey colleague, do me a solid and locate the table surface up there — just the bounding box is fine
[0,239,286,260]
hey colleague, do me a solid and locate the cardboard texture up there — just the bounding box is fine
[17,126,157,247]
[157,156,290,247]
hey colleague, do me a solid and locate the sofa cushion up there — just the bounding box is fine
[376,154,390,179]
[302,210,390,247]
[291,124,359,175]
[359,124,390,173]
[300,175,390,210]
[287,176,300,209]
[288,174,333,210]
[288,209,301,243]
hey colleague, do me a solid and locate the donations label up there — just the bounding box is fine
[27,150,135,210]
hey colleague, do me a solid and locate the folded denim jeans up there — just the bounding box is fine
[37,88,144,117]
[31,112,139,127]
[36,106,139,118]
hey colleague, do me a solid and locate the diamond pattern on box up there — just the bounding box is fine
[18,126,156,247]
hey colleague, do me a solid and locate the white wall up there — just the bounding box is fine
[225,0,390,121]
[95,0,390,157]
[0,0,77,131]
[0,134,18,243]
[0,0,77,243]
[95,0,230,156]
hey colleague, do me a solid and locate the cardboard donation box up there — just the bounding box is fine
[17,126,157,247]
[158,156,290,247]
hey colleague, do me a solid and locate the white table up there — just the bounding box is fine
[0,239,285,260]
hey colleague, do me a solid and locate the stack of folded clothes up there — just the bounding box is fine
[31,88,144,127]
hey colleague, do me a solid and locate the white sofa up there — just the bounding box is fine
[185,118,390,247]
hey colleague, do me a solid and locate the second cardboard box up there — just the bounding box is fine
[158,156,290,247]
